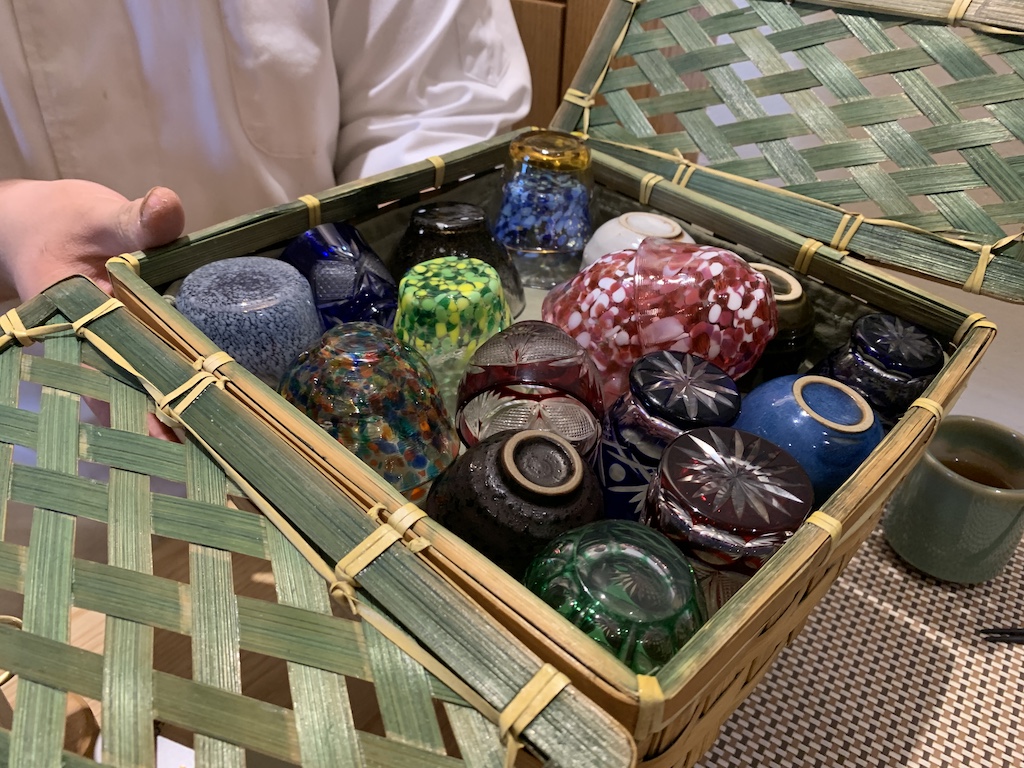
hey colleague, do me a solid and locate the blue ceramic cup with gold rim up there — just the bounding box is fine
[732,374,883,505]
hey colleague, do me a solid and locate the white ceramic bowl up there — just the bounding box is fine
[581,211,695,269]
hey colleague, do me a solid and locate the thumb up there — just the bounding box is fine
[115,186,186,252]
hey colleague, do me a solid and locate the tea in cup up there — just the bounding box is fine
[883,415,1024,584]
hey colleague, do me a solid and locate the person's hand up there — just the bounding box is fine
[0,179,186,442]
[0,179,185,301]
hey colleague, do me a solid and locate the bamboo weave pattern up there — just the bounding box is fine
[0,290,511,768]
[555,0,1024,300]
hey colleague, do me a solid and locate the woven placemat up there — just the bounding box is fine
[697,524,1024,767]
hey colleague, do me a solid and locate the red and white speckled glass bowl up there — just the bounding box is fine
[542,237,778,403]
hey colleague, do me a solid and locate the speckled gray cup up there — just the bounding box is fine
[176,256,324,387]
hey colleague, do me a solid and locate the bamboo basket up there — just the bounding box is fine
[554,0,1024,303]
[0,275,638,765]
[93,130,995,767]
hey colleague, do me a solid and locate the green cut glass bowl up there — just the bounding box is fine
[524,519,707,674]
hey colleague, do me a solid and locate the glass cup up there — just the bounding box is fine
[524,519,707,674]
[642,426,814,614]
[812,312,944,430]
[455,320,604,458]
[279,222,398,331]
[393,255,512,414]
[492,129,593,289]
[175,256,324,387]
[883,415,1024,584]
[598,351,740,521]
[391,201,525,318]
[278,322,459,499]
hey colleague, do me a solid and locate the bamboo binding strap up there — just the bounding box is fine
[498,663,570,768]
[672,162,697,189]
[193,350,235,374]
[947,0,972,24]
[70,299,175,419]
[910,397,945,421]
[963,243,994,294]
[112,251,141,274]
[830,212,864,252]
[794,239,822,275]
[298,194,321,228]
[806,511,843,554]
[329,518,431,610]
[366,501,430,542]
[71,298,125,335]
[562,88,596,136]
[0,308,61,349]
[155,370,225,423]
[560,0,643,135]
[953,312,998,345]
[562,88,596,109]
[639,173,664,206]
[634,674,665,742]
[427,156,446,190]
[386,502,428,536]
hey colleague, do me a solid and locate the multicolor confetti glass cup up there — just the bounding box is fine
[278,322,459,499]
[542,238,779,404]
[633,238,778,382]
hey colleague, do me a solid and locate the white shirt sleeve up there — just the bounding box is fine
[331,0,532,182]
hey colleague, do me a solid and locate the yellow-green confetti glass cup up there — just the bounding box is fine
[394,256,512,414]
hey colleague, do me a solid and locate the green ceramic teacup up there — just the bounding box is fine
[883,415,1024,584]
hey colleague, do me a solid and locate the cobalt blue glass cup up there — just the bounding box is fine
[598,351,740,521]
[280,222,398,330]
[811,312,943,430]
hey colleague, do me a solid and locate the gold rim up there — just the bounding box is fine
[792,376,875,433]
[751,262,803,303]
[500,430,583,496]
[620,212,683,240]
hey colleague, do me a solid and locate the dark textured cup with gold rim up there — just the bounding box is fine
[424,430,603,579]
